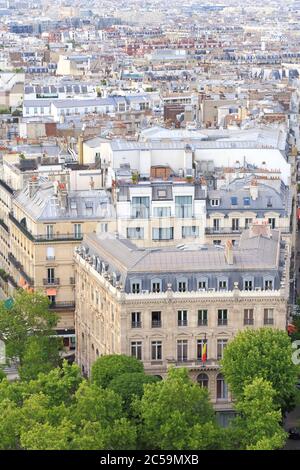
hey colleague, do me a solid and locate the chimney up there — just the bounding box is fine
[250,178,258,200]
[224,240,234,265]
[78,133,84,165]
[28,175,38,198]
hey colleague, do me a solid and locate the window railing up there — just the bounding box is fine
[218,318,228,326]
[131,321,142,328]
[49,301,75,309]
[43,278,60,286]
[264,318,274,325]
[244,318,254,325]
[198,319,208,326]
[178,319,188,326]
[152,320,162,328]
[177,356,188,362]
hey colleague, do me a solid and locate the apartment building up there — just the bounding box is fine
[2,176,112,346]
[74,224,289,411]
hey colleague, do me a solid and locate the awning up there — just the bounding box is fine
[46,288,57,296]
[19,277,26,287]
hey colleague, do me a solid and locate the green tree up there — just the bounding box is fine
[19,335,62,381]
[108,372,160,414]
[0,368,5,381]
[0,291,58,365]
[228,378,287,450]
[20,419,75,450]
[221,328,298,412]
[91,354,143,388]
[135,368,218,450]
[25,361,83,407]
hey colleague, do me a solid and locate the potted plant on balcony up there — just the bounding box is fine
[131,172,139,184]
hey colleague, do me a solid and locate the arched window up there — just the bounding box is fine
[216,373,228,400]
[197,373,209,388]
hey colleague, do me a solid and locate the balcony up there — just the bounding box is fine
[46,256,55,261]
[198,319,208,326]
[264,318,274,325]
[244,318,254,325]
[131,321,142,328]
[8,252,33,285]
[151,320,162,328]
[205,227,242,235]
[9,213,83,243]
[43,278,60,286]
[218,318,228,326]
[178,319,188,327]
[0,219,9,232]
[49,301,75,310]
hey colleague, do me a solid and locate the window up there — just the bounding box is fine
[178,310,188,326]
[46,225,54,239]
[151,280,161,293]
[46,247,55,260]
[131,341,142,360]
[127,227,144,239]
[244,279,253,291]
[264,279,273,290]
[74,223,82,239]
[131,312,141,328]
[131,282,140,294]
[197,373,209,388]
[152,227,174,241]
[177,340,188,362]
[198,309,208,326]
[232,218,239,232]
[268,218,276,229]
[244,309,254,325]
[175,196,193,218]
[264,308,274,325]
[177,280,187,292]
[243,197,250,206]
[213,240,221,246]
[217,339,228,360]
[231,196,238,205]
[101,223,108,233]
[213,218,220,232]
[182,226,199,238]
[151,341,162,361]
[218,309,228,326]
[218,280,227,291]
[47,268,55,284]
[245,218,253,229]
[48,295,55,305]
[198,280,207,291]
[197,339,208,361]
[217,374,228,400]
[152,311,161,328]
[267,197,273,208]
[211,199,220,207]
[157,189,166,198]
[153,207,171,217]
[132,197,150,219]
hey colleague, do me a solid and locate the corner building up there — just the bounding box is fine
[74,224,289,412]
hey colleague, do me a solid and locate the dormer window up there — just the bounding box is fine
[131,282,141,294]
[218,279,228,291]
[267,197,273,208]
[211,199,220,207]
[264,279,273,290]
[243,197,250,206]
[231,196,238,205]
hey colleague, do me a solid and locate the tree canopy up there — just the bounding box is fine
[221,328,298,412]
